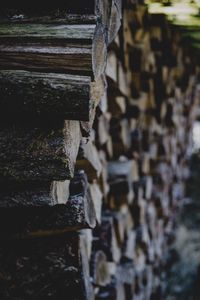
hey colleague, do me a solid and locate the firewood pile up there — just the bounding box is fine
[0,2,199,299]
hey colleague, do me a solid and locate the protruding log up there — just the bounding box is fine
[0,121,81,182]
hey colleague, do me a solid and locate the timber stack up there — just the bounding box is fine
[0,2,199,299]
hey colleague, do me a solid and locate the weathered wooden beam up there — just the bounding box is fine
[0,121,81,182]
[0,71,93,122]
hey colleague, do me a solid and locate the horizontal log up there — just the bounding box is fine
[0,3,97,16]
[0,23,95,40]
[0,180,70,207]
[0,2,122,78]
[0,121,81,182]
[79,235,95,300]
[0,1,121,30]
[96,279,118,300]
[0,11,96,25]
[0,171,96,237]
[0,199,96,238]
[0,233,92,300]
[0,23,105,78]
[0,70,92,122]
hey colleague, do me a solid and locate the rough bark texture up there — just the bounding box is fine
[0,1,198,299]
[0,71,91,121]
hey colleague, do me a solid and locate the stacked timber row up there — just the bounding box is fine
[0,2,199,300]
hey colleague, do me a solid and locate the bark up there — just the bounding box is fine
[0,121,81,182]
[0,70,91,122]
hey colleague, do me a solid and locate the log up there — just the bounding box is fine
[93,214,120,263]
[90,250,111,286]
[0,121,81,182]
[0,1,120,31]
[0,10,97,25]
[123,230,136,261]
[0,171,96,237]
[76,140,102,181]
[79,234,95,300]
[108,160,135,207]
[0,233,93,300]
[0,1,122,78]
[0,24,93,71]
[96,278,118,300]
[0,4,97,17]
[0,23,105,78]
[0,70,92,122]
[81,76,106,136]
[116,260,135,285]
[0,180,70,208]
[89,182,103,224]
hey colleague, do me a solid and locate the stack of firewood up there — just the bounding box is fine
[0,2,198,300]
